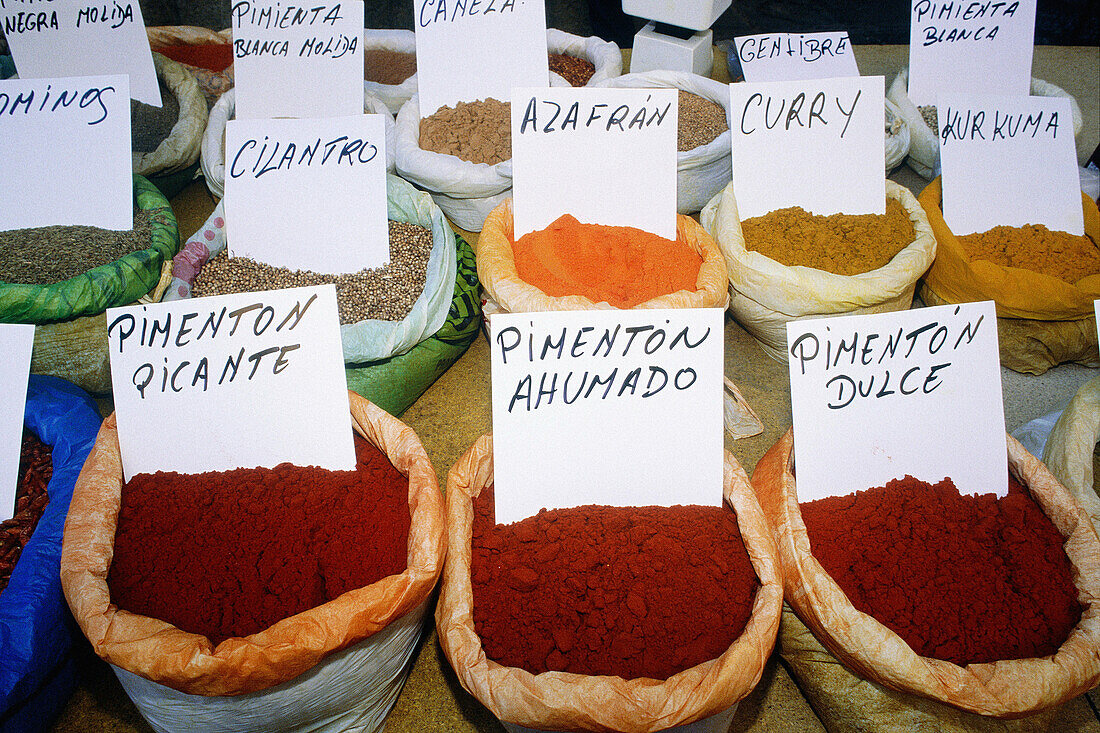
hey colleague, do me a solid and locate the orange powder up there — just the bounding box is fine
[511,215,702,309]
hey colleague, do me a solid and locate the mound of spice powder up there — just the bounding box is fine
[0,431,53,593]
[678,90,728,151]
[512,214,702,308]
[741,200,915,276]
[363,48,416,85]
[419,98,511,165]
[471,484,759,680]
[108,434,410,644]
[957,225,1100,284]
[801,473,1082,666]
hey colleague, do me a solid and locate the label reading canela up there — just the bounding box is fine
[787,301,1006,502]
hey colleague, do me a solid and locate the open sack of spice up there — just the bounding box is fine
[887,70,1084,180]
[130,52,209,199]
[596,71,732,214]
[1040,377,1100,536]
[546,28,622,88]
[476,197,728,314]
[166,173,456,364]
[699,179,937,362]
[436,435,784,733]
[363,29,418,114]
[200,88,396,199]
[751,428,1100,721]
[59,391,445,733]
[1,376,101,733]
[918,178,1100,374]
[0,175,180,394]
[147,25,234,108]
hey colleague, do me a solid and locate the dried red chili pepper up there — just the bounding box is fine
[471,484,758,680]
[801,473,1082,666]
[0,430,53,593]
[107,433,410,644]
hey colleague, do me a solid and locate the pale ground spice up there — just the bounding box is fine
[363,48,416,85]
[418,98,511,165]
[193,221,433,324]
[741,199,915,276]
[0,209,153,284]
[958,224,1100,283]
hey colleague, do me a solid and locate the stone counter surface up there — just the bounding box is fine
[49,45,1100,733]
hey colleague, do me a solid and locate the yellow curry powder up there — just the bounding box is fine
[741,200,915,276]
[957,225,1100,284]
[512,214,702,309]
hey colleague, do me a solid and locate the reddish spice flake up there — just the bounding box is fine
[471,484,758,680]
[152,43,234,72]
[548,53,595,86]
[801,473,1082,666]
[0,431,53,592]
[108,434,410,644]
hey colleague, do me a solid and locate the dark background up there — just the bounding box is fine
[136,0,1096,46]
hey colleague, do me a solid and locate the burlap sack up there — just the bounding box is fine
[1043,376,1100,534]
[699,180,936,362]
[436,435,784,732]
[752,429,1100,718]
[477,198,729,314]
[918,178,1100,321]
[60,392,445,701]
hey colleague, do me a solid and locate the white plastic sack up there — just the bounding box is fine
[597,70,732,214]
[363,29,418,114]
[887,70,1085,179]
[200,87,397,198]
[112,599,429,733]
[1043,377,1100,534]
[133,51,209,177]
[884,97,910,173]
[547,28,621,86]
[164,174,456,363]
[700,179,937,362]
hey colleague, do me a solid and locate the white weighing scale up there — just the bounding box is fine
[623,0,732,75]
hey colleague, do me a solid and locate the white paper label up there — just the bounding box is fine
[490,308,725,525]
[224,114,389,272]
[728,75,885,219]
[413,0,548,117]
[1,0,160,105]
[511,86,678,240]
[0,74,132,230]
[0,324,34,521]
[940,94,1083,236]
[787,301,1006,501]
[107,285,355,482]
[907,0,1036,106]
[735,32,859,82]
[231,0,364,119]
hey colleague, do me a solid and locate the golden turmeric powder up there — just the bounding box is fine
[741,200,915,276]
[957,225,1100,284]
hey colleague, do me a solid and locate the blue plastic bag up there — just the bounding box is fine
[0,376,101,733]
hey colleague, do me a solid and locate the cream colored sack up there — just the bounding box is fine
[133,52,208,178]
[1044,377,1100,533]
[477,198,729,314]
[436,435,784,733]
[752,429,1100,718]
[700,180,936,362]
[61,392,445,700]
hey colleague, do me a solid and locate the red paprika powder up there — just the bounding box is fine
[0,431,52,592]
[471,484,758,680]
[800,473,1082,666]
[108,433,410,645]
[152,43,233,72]
[511,214,703,309]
